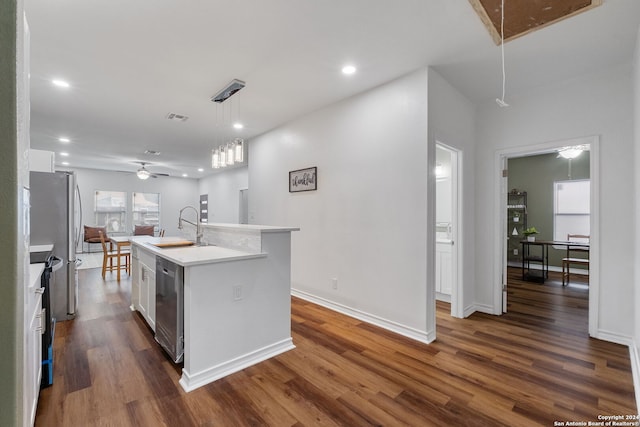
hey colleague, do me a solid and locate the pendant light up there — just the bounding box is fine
[234,138,244,163]
[210,78,247,169]
[226,142,235,166]
[212,148,220,169]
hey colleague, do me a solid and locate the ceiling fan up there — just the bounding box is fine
[134,162,169,180]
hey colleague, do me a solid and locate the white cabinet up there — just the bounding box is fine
[132,246,156,331]
[25,265,44,426]
[29,149,55,172]
[436,242,453,301]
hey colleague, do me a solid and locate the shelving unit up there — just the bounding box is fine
[521,240,548,283]
[507,191,527,264]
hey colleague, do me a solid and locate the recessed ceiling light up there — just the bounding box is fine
[197,168,204,172]
[59,152,69,157]
[233,122,244,130]
[341,65,357,75]
[52,79,70,88]
[182,173,188,177]
[58,137,70,143]
[61,161,69,166]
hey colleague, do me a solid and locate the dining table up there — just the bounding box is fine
[520,239,590,283]
[109,235,132,281]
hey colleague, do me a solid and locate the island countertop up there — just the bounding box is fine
[130,236,266,267]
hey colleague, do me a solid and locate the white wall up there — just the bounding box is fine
[475,63,635,340]
[428,69,477,316]
[69,167,199,246]
[249,69,431,340]
[633,26,640,396]
[198,166,248,223]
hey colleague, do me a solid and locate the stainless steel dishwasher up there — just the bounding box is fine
[155,257,184,363]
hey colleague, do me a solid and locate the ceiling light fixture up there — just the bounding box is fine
[59,152,69,157]
[558,145,586,159]
[342,65,356,75]
[211,78,247,170]
[197,168,204,172]
[495,0,509,108]
[58,137,70,143]
[558,145,588,179]
[61,161,69,166]
[52,79,70,88]
[182,173,188,178]
[136,166,151,180]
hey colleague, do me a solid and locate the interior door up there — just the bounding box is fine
[501,155,508,313]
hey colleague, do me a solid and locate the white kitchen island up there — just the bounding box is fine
[130,223,298,392]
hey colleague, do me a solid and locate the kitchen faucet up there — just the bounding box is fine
[178,205,202,245]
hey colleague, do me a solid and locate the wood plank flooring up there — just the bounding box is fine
[35,267,636,426]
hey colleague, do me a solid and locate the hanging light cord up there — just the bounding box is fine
[496,0,509,107]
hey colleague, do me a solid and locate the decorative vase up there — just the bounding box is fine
[527,235,535,242]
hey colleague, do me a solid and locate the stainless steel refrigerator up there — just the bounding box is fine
[30,171,81,321]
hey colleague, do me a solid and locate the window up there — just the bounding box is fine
[133,192,160,231]
[95,190,126,233]
[554,180,590,241]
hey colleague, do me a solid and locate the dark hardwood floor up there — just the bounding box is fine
[35,267,635,426]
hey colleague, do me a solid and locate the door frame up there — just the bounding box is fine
[435,142,464,318]
[493,135,599,336]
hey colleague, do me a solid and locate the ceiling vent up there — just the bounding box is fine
[166,112,189,122]
[211,79,245,103]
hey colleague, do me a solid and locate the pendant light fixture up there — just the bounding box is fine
[210,79,247,170]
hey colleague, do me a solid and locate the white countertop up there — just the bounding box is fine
[131,236,266,267]
[30,244,54,253]
[201,223,300,233]
[29,264,45,289]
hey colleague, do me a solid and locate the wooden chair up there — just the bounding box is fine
[133,225,155,236]
[99,230,130,279]
[562,234,589,286]
[83,225,107,253]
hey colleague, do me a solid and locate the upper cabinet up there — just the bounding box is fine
[29,149,55,173]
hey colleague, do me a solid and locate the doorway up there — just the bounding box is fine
[239,188,249,224]
[496,136,599,336]
[435,143,462,318]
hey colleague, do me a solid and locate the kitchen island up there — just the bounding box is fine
[130,223,298,392]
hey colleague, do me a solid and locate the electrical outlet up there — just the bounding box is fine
[513,248,518,255]
[233,285,242,301]
[332,278,338,290]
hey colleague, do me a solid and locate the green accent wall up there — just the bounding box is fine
[508,151,590,268]
[0,1,20,426]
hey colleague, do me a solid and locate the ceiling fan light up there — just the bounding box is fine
[137,168,151,180]
[558,146,585,159]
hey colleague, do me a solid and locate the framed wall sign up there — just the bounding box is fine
[289,167,317,192]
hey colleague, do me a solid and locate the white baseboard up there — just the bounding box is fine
[466,303,495,316]
[592,329,633,347]
[292,289,434,344]
[436,292,451,303]
[507,262,588,275]
[630,343,640,414]
[179,338,295,392]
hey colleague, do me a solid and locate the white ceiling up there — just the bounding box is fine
[25,0,640,178]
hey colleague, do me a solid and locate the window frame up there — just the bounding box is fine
[553,179,590,242]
